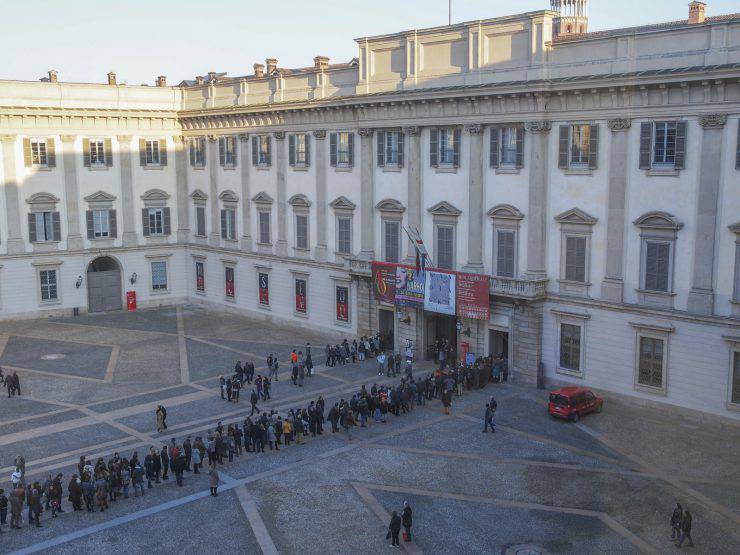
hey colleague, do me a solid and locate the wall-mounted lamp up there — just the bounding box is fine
[75,275,83,288]
[129,272,137,285]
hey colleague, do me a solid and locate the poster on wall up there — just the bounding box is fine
[336,285,349,322]
[225,267,235,298]
[371,262,397,305]
[258,272,269,305]
[424,269,456,315]
[395,266,425,307]
[456,272,490,320]
[195,261,205,292]
[295,278,307,313]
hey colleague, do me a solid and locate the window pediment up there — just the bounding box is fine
[554,207,598,226]
[83,190,117,203]
[140,189,171,201]
[427,201,462,218]
[376,198,406,214]
[190,189,208,201]
[288,194,312,209]
[252,191,274,205]
[633,211,683,231]
[487,204,524,221]
[330,196,356,212]
[219,190,239,203]
[26,192,60,205]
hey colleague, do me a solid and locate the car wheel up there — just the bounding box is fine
[596,404,603,413]
[571,412,579,423]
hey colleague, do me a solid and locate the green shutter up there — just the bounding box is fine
[429,129,439,167]
[558,125,569,169]
[28,213,37,242]
[251,136,258,165]
[265,136,271,166]
[142,208,150,236]
[221,209,227,239]
[86,210,94,239]
[329,133,337,166]
[104,138,113,166]
[23,138,32,167]
[304,134,310,167]
[639,123,652,170]
[52,211,61,241]
[288,134,296,166]
[397,131,405,167]
[139,139,147,166]
[376,131,385,167]
[347,132,354,167]
[158,139,167,166]
[588,124,599,169]
[163,207,171,235]
[109,209,117,238]
[452,128,461,168]
[515,125,525,169]
[489,127,500,168]
[674,121,687,170]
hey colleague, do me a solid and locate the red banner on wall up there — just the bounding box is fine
[371,261,398,305]
[225,267,235,298]
[258,273,269,305]
[295,278,307,313]
[456,272,490,320]
[336,285,349,322]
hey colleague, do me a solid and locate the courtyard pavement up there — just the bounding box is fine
[0,305,739,554]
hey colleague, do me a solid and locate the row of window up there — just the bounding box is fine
[556,318,740,408]
[18,120,740,173]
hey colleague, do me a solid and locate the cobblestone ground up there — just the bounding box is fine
[0,305,739,554]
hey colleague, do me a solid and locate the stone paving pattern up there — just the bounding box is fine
[0,305,738,554]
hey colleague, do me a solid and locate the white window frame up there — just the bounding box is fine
[438,128,456,167]
[434,223,456,270]
[30,138,48,167]
[295,213,309,251]
[222,207,237,241]
[145,139,161,166]
[257,135,270,166]
[39,268,59,304]
[89,139,106,167]
[293,133,308,166]
[553,310,589,378]
[92,209,110,238]
[653,121,678,168]
[336,215,353,256]
[34,211,56,242]
[148,208,165,236]
[258,210,271,245]
[192,137,206,168]
[148,257,170,294]
[336,132,351,167]
[631,322,673,396]
[569,124,591,168]
[488,205,524,278]
[384,131,400,166]
[500,126,518,167]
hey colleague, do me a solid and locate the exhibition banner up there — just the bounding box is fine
[424,269,456,315]
[395,266,425,307]
[456,272,490,320]
[371,261,397,304]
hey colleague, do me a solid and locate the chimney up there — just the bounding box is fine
[688,1,706,24]
[48,70,58,83]
[253,63,265,78]
[156,75,167,87]
[107,72,117,86]
[314,56,330,70]
[195,75,205,85]
[265,58,277,75]
[207,71,217,83]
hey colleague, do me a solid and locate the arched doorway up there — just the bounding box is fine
[87,256,122,312]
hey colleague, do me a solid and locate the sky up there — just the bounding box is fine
[1,0,737,85]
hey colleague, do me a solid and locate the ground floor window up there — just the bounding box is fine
[638,336,664,389]
[39,269,58,301]
[559,323,581,373]
[151,261,168,291]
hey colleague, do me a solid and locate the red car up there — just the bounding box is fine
[548,387,603,422]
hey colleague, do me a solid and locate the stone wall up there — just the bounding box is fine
[512,301,544,383]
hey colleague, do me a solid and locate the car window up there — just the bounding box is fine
[549,394,569,406]
[585,392,595,401]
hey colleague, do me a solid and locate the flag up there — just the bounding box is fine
[404,226,429,274]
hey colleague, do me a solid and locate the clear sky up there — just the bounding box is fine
[1,0,737,85]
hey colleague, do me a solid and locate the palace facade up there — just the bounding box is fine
[1,1,739,419]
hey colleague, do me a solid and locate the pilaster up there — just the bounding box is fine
[238,134,253,252]
[359,127,375,260]
[524,121,551,280]
[207,136,220,247]
[687,114,727,315]
[173,135,190,243]
[275,131,288,257]
[60,135,84,251]
[463,123,485,273]
[0,135,25,254]
[313,130,328,262]
[117,135,138,247]
[405,126,422,262]
[601,118,631,302]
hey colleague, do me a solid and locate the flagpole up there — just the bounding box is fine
[448,0,452,25]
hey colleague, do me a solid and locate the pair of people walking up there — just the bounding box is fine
[387,501,413,547]
[671,503,694,548]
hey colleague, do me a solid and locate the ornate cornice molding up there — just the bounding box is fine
[238,133,250,142]
[525,121,551,134]
[312,129,327,139]
[465,123,483,135]
[358,128,374,137]
[698,113,727,129]
[607,118,631,132]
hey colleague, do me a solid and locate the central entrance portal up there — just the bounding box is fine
[425,313,457,362]
[87,256,122,313]
[378,308,395,351]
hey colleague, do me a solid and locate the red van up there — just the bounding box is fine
[548,387,603,422]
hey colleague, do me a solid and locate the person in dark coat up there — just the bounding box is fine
[160,445,170,480]
[250,390,259,416]
[670,503,683,540]
[402,501,413,541]
[387,510,402,547]
[676,509,694,548]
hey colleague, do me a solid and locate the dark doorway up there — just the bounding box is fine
[489,329,510,381]
[378,309,395,351]
[87,256,122,313]
[426,313,457,362]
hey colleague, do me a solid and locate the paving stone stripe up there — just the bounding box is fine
[234,484,280,555]
[176,305,190,385]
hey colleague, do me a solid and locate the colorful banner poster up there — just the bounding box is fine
[371,261,397,304]
[295,278,307,313]
[456,272,490,320]
[395,266,425,307]
[225,267,235,298]
[336,285,349,322]
[195,261,205,292]
[424,269,456,315]
[258,272,269,305]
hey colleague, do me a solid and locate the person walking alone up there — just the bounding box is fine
[670,503,683,540]
[387,510,402,547]
[676,509,694,548]
[209,464,219,497]
[156,405,167,432]
[483,403,495,433]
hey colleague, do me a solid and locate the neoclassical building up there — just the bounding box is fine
[1,1,739,419]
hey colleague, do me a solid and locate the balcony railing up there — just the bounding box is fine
[347,257,371,275]
[490,276,549,300]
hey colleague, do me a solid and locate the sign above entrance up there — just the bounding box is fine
[456,272,490,320]
[424,269,455,315]
[395,266,425,308]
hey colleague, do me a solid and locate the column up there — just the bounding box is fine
[463,123,485,273]
[405,126,422,261]
[600,118,631,302]
[275,131,288,257]
[239,134,252,252]
[524,121,551,280]
[117,135,138,247]
[173,136,190,243]
[60,135,83,250]
[0,135,25,254]
[687,114,727,315]
[359,127,375,260]
[208,136,220,247]
[313,130,328,262]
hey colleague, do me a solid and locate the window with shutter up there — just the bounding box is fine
[638,337,664,388]
[653,122,677,167]
[384,221,400,263]
[559,323,581,372]
[108,209,117,238]
[89,139,106,167]
[337,217,352,254]
[143,139,161,166]
[429,129,439,167]
[732,351,740,404]
[496,230,515,277]
[259,211,271,244]
[220,209,227,239]
[330,133,338,167]
[33,212,55,242]
[501,126,520,167]
[436,225,454,269]
[564,235,587,282]
[438,129,456,166]
[147,208,164,236]
[290,134,307,166]
[296,214,308,249]
[376,131,385,167]
[335,132,352,167]
[644,241,670,292]
[92,209,110,238]
[569,124,591,168]
[489,127,500,168]
[733,243,740,302]
[29,139,49,167]
[256,135,270,166]
[639,122,653,169]
[196,206,206,237]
